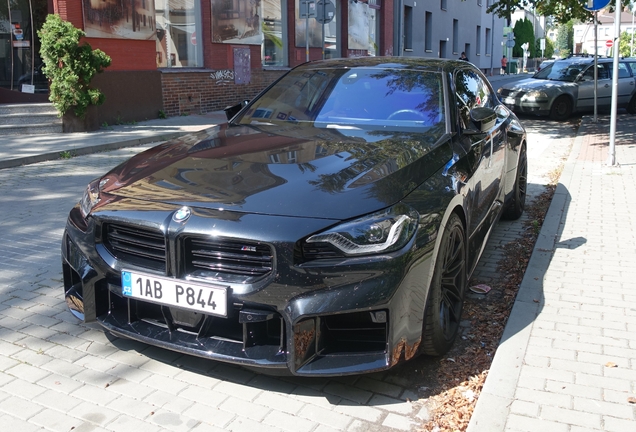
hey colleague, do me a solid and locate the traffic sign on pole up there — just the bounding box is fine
[583,0,611,11]
[606,39,613,48]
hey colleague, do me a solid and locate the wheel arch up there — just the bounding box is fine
[419,200,468,315]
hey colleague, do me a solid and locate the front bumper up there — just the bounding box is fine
[62,205,435,376]
[500,96,550,116]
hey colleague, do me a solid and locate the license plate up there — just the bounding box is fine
[121,270,228,317]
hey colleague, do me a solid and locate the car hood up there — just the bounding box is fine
[503,78,577,92]
[99,123,452,220]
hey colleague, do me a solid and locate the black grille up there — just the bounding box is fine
[103,223,166,271]
[186,238,273,278]
[499,89,525,98]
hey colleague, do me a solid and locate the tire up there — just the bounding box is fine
[420,213,467,356]
[628,95,636,115]
[549,95,573,121]
[502,145,527,220]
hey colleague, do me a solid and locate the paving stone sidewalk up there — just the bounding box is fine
[469,115,636,432]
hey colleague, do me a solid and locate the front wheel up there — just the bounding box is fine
[549,95,572,121]
[502,145,527,220]
[420,214,467,356]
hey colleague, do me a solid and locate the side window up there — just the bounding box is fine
[615,63,631,79]
[628,62,636,76]
[582,64,610,81]
[454,69,494,129]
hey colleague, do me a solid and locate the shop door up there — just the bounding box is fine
[0,0,49,94]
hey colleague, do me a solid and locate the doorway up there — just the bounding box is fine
[0,0,50,99]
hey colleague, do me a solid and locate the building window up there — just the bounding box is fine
[453,19,458,53]
[404,6,413,51]
[262,0,285,66]
[295,0,322,49]
[209,0,286,67]
[156,0,202,67]
[485,27,491,55]
[441,0,447,10]
[349,0,380,55]
[476,26,481,56]
[425,12,432,51]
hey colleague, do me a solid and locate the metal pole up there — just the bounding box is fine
[608,0,620,166]
[629,1,634,57]
[29,0,34,87]
[594,12,598,123]
[306,16,309,62]
[7,0,14,91]
[322,21,325,59]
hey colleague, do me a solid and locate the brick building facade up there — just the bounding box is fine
[44,0,394,124]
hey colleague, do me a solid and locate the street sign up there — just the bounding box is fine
[300,0,316,18]
[506,39,516,48]
[316,0,335,24]
[583,0,610,11]
[606,39,613,48]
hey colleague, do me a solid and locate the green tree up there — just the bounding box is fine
[619,30,636,57]
[513,18,536,58]
[535,37,555,59]
[488,0,632,26]
[555,20,574,58]
[38,14,111,118]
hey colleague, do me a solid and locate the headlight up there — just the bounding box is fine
[522,90,548,101]
[306,204,419,256]
[79,178,109,218]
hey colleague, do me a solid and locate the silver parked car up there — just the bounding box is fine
[498,56,636,120]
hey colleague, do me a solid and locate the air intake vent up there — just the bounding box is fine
[186,238,273,278]
[302,243,344,260]
[104,223,166,271]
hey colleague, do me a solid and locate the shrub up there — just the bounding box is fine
[38,14,111,118]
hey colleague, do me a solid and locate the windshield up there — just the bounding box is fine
[233,67,446,132]
[533,61,588,82]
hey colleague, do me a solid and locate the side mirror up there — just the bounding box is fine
[224,100,249,121]
[465,106,496,134]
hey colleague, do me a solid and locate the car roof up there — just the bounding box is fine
[552,56,636,66]
[297,56,475,74]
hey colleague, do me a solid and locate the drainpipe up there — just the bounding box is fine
[395,0,403,55]
[490,8,494,75]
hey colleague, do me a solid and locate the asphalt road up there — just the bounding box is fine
[0,115,576,432]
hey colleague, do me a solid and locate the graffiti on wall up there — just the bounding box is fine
[211,69,235,85]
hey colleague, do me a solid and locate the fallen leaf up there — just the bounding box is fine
[628,397,636,404]
[533,299,539,303]
[605,362,618,368]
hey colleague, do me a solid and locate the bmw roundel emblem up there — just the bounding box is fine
[173,206,191,223]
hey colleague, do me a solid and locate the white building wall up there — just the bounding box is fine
[399,0,506,75]
[573,12,636,57]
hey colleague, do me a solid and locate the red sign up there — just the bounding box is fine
[606,39,613,48]
[191,32,197,46]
